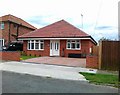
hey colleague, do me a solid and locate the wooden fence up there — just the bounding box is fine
[92,46,99,56]
[92,41,120,71]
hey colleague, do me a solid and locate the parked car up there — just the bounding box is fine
[5,42,23,51]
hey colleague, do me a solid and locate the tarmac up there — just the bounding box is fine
[0,61,97,81]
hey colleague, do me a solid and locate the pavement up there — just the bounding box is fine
[0,61,97,81]
[23,57,86,67]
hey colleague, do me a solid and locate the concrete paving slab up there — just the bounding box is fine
[0,61,90,81]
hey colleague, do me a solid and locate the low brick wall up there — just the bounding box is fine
[86,55,98,69]
[0,51,20,61]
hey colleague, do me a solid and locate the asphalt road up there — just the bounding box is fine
[2,71,118,93]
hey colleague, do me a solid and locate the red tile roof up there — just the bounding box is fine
[19,20,90,38]
[0,14,37,30]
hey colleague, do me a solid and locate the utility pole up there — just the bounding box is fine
[81,14,83,29]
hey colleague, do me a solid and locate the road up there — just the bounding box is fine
[2,71,118,93]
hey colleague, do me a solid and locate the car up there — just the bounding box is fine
[5,42,23,51]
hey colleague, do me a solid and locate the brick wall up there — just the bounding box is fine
[0,51,20,61]
[60,40,95,57]
[2,21,35,46]
[23,40,50,56]
[23,39,95,57]
[86,55,98,69]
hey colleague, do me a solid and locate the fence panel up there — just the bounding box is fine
[92,46,99,56]
[99,41,120,71]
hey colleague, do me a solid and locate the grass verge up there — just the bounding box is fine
[20,55,38,60]
[79,72,119,88]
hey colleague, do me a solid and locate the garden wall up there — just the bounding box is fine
[0,51,20,61]
[86,55,98,69]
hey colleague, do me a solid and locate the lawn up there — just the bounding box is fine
[20,55,38,60]
[80,72,119,87]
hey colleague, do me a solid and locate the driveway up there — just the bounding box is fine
[23,57,86,67]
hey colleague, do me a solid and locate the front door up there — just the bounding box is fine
[50,40,60,56]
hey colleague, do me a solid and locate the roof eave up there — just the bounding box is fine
[18,36,97,45]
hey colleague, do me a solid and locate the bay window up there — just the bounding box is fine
[28,40,44,50]
[67,40,80,50]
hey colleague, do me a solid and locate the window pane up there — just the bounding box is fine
[31,40,34,43]
[31,43,34,49]
[1,22,4,29]
[76,40,79,42]
[67,43,70,48]
[55,43,56,50]
[67,40,70,42]
[50,42,52,49]
[71,43,75,49]
[71,40,75,42]
[76,43,80,49]
[56,43,59,50]
[40,43,44,49]
[40,40,44,42]
[35,43,39,49]
[35,40,39,42]
[28,43,30,49]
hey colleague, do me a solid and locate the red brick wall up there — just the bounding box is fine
[0,51,20,61]
[86,55,98,69]
[60,40,95,57]
[2,22,35,46]
[23,39,95,57]
[23,40,50,56]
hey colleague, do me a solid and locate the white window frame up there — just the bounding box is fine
[27,40,44,50]
[0,22,4,30]
[0,39,4,46]
[66,40,81,50]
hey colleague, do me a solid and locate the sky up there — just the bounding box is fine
[0,0,119,42]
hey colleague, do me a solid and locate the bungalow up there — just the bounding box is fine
[19,20,97,58]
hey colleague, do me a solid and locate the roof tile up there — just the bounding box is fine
[19,20,90,38]
[0,14,36,30]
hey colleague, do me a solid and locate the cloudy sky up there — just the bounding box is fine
[0,0,119,41]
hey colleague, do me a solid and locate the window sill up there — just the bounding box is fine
[27,49,44,51]
[66,48,81,50]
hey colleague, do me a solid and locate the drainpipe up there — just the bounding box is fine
[16,24,20,41]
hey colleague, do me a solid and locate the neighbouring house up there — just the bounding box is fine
[0,14,37,50]
[19,20,97,58]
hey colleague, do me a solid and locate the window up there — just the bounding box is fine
[28,41,31,50]
[31,40,34,49]
[0,22,4,29]
[0,39,4,46]
[40,41,44,49]
[28,40,44,50]
[55,42,59,50]
[66,40,80,50]
[50,42,52,49]
[35,40,39,49]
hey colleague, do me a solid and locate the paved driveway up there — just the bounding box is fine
[23,57,86,67]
